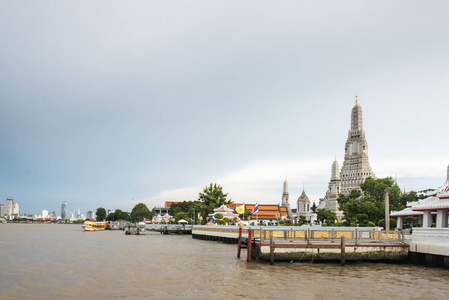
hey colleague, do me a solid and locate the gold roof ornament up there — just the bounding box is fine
[355,95,359,105]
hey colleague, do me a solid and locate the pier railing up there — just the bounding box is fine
[257,228,405,244]
[192,225,406,244]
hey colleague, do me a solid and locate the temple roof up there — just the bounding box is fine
[244,204,289,220]
[297,189,310,204]
[391,206,424,217]
[411,196,449,211]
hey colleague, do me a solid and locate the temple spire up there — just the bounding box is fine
[355,95,358,105]
[282,178,290,206]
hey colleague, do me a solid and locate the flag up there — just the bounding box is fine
[235,204,244,215]
[252,202,259,215]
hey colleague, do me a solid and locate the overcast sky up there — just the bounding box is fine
[1,1,448,216]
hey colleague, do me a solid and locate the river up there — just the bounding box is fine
[1,224,448,299]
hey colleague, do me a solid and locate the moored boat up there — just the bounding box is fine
[82,221,106,231]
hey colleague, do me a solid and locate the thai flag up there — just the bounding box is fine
[252,202,259,215]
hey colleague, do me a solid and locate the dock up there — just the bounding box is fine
[146,223,193,234]
[192,225,409,264]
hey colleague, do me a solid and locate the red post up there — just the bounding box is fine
[237,222,243,258]
[247,229,253,262]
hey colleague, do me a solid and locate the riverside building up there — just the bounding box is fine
[61,201,67,220]
[6,198,14,218]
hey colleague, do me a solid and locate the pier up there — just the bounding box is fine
[192,225,409,264]
[146,223,193,234]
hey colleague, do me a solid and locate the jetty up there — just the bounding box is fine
[146,223,193,234]
[192,225,409,264]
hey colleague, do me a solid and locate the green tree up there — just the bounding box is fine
[338,177,413,225]
[96,207,106,221]
[316,209,337,225]
[214,213,224,220]
[174,212,189,222]
[130,203,152,222]
[198,183,231,208]
[378,218,397,229]
[114,209,131,221]
[297,215,307,225]
[404,216,415,228]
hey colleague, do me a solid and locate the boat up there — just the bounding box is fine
[82,221,106,231]
[125,222,146,235]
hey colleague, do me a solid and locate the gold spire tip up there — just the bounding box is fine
[355,95,359,105]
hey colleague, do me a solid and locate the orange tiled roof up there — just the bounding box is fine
[165,201,180,208]
[243,204,290,220]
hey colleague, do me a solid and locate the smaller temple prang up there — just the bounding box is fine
[320,158,344,221]
[281,178,294,219]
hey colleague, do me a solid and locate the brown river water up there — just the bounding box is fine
[1,224,448,299]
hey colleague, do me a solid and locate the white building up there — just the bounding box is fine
[42,210,49,219]
[6,198,14,218]
[13,202,19,215]
[296,189,311,221]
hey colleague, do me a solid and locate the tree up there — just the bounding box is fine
[297,215,307,225]
[316,209,337,225]
[198,183,231,208]
[338,177,414,225]
[130,203,152,222]
[214,213,224,220]
[174,212,189,222]
[404,216,415,228]
[96,207,106,221]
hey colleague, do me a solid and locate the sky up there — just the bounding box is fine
[1,1,448,216]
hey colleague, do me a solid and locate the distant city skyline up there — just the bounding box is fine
[1,1,448,215]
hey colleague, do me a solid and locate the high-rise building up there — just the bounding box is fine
[340,97,375,195]
[86,211,94,220]
[0,204,4,217]
[13,203,19,215]
[42,210,49,219]
[61,201,67,219]
[6,199,14,218]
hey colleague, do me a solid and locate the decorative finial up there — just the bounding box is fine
[355,95,359,105]
[335,155,337,161]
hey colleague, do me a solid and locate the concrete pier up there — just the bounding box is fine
[192,225,409,263]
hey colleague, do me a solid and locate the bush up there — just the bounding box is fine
[404,216,415,228]
[367,221,376,227]
[378,218,397,229]
[214,213,223,220]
